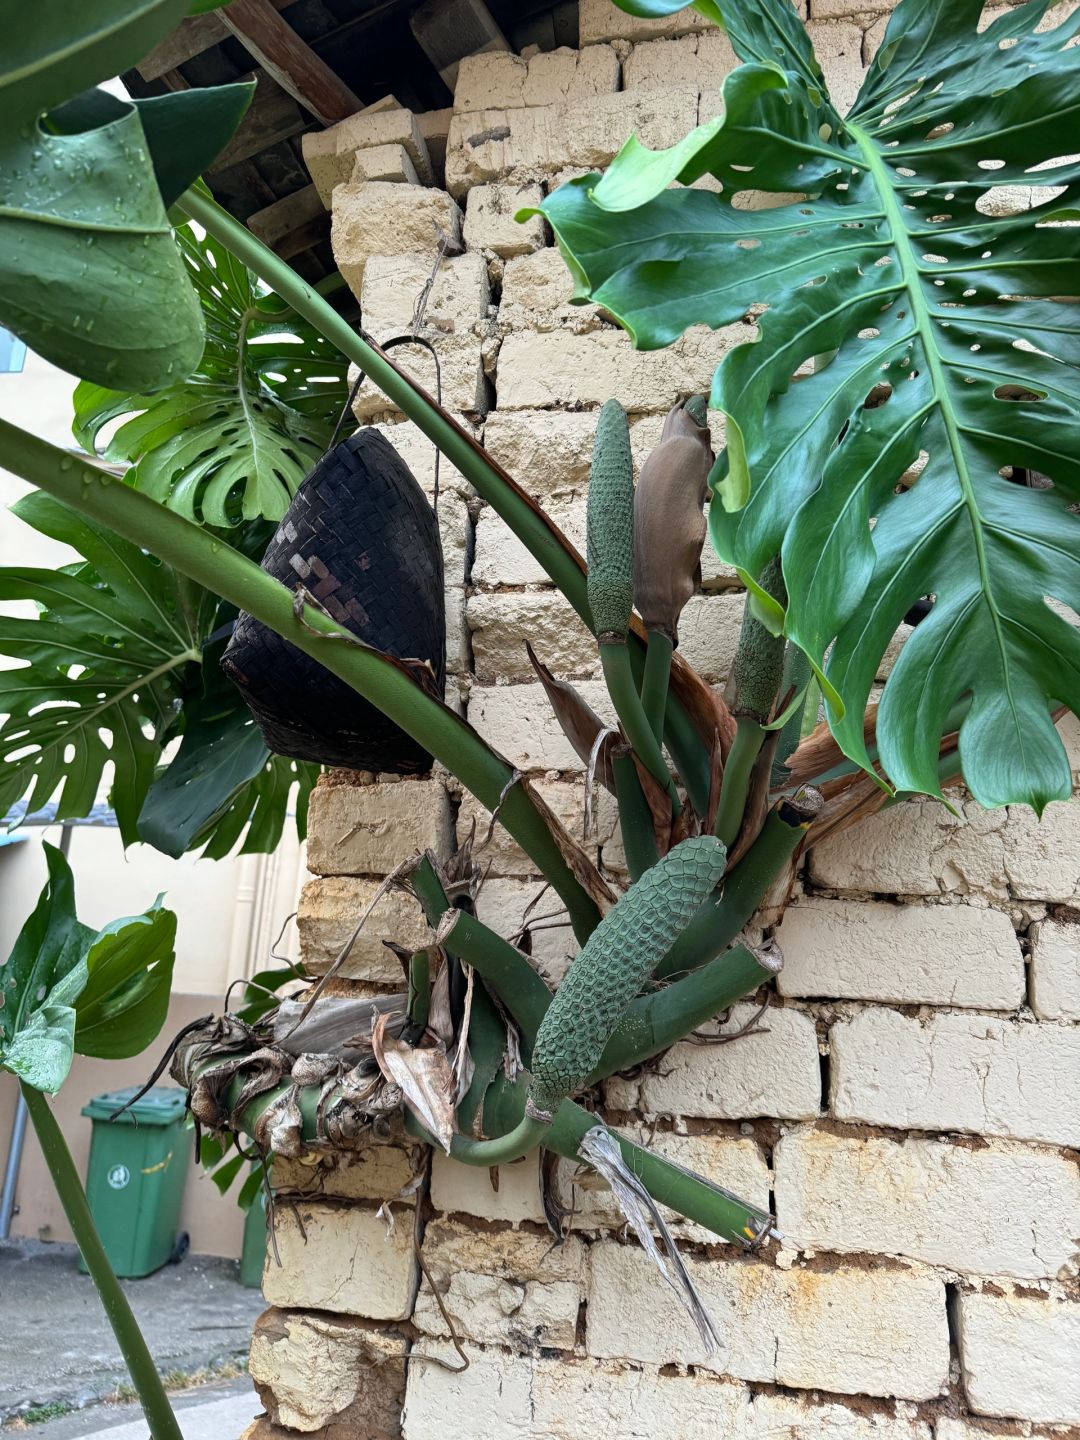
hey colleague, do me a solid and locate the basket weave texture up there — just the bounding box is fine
[221,429,445,773]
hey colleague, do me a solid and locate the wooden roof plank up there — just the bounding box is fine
[219,0,364,125]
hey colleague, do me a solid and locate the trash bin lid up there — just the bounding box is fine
[81,1085,188,1126]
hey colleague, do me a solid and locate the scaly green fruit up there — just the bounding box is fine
[586,398,634,639]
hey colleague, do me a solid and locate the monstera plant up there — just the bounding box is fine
[0,0,1076,1362]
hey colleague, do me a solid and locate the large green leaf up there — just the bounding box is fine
[0,2,253,390]
[73,221,349,526]
[0,496,317,855]
[0,492,207,843]
[538,0,1080,813]
[0,842,178,1089]
[137,639,319,859]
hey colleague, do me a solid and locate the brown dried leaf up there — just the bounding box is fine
[633,402,713,645]
[727,728,782,868]
[669,651,737,760]
[526,641,617,790]
[785,706,878,785]
[371,1012,457,1154]
[522,776,617,914]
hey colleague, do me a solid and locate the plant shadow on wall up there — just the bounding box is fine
[0,0,1078,1374]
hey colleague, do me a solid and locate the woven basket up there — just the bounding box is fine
[221,429,445,774]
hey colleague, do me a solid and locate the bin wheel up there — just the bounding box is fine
[170,1232,190,1265]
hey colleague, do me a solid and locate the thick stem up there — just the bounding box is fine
[611,751,659,881]
[444,1109,551,1166]
[0,419,600,943]
[435,908,551,1044]
[714,714,765,846]
[600,642,681,814]
[641,630,673,744]
[659,794,820,980]
[591,942,773,1082]
[176,187,711,821]
[21,1085,182,1440]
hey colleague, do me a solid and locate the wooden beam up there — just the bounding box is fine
[208,73,305,172]
[246,183,324,252]
[219,0,363,125]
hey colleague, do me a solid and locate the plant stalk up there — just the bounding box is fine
[0,418,601,943]
[21,1084,182,1440]
[713,713,766,846]
[611,751,659,881]
[599,643,681,814]
[660,792,821,980]
[641,630,673,744]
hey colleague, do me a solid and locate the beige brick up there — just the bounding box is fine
[445,87,699,196]
[523,45,621,106]
[810,0,892,16]
[774,1126,1080,1280]
[302,128,354,208]
[749,1394,931,1440]
[402,1345,750,1439]
[273,1143,418,1203]
[472,498,587,584]
[468,680,616,771]
[499,246,603,330]
[555,1127,771,1246]
[331,182,461,295]
[496,324,752,412]
[416,107,452,185]
[806,20,867,116]
[579,0,713,43]
[349,142,419,185]
[262,1203,416,1320]
[1031,916,1080,1020]
[830,1007,1080,1146]
[623,32,738,90]
[676,592,746,682]
[809,795,1080,904]
[359,251,489,338]
[306,777,453,876]
[334,106,433,186]
[453,50,528,111]
[297,875,432,983]
[958,1289,1080,1424]
[248,1309,404,1433]
[468,589,596,681]
[587,1243,948,1398]
[775,897,1024,1008]
[612,1002,821,1120]
[413,1219,586,1349]
[463,182,547,257]
[474,876,575,986]
[457,777,609,876]
[349,331,488,419]
[429,1149,544,1224]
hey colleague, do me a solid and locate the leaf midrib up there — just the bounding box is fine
[846,119,1025,758]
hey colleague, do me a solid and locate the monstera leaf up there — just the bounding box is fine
[538,0,1080,813]
[0,494,316,854]
[0,843,176,1092]
[73,218,349,526]
[0,2,252,390]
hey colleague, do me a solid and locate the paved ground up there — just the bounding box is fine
[11,1381,260,1439]
[0,1241,265,1424]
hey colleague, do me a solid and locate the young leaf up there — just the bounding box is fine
[72,906,177,1060]
[539,0,1080,813]
[73,221,349,526]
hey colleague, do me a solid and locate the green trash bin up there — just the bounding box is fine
[80,1086,191,1278]
[240,1184,268,1290]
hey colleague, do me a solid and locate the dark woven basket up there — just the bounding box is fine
[221,429,445,774]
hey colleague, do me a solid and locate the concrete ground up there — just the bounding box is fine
[11,1381,260,1439]
[0,1240,265,1427]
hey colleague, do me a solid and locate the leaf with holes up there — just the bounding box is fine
[538,0,1080,813]
[73,217,349,527]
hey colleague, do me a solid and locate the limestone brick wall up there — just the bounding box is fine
[246,4,1080,1437]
